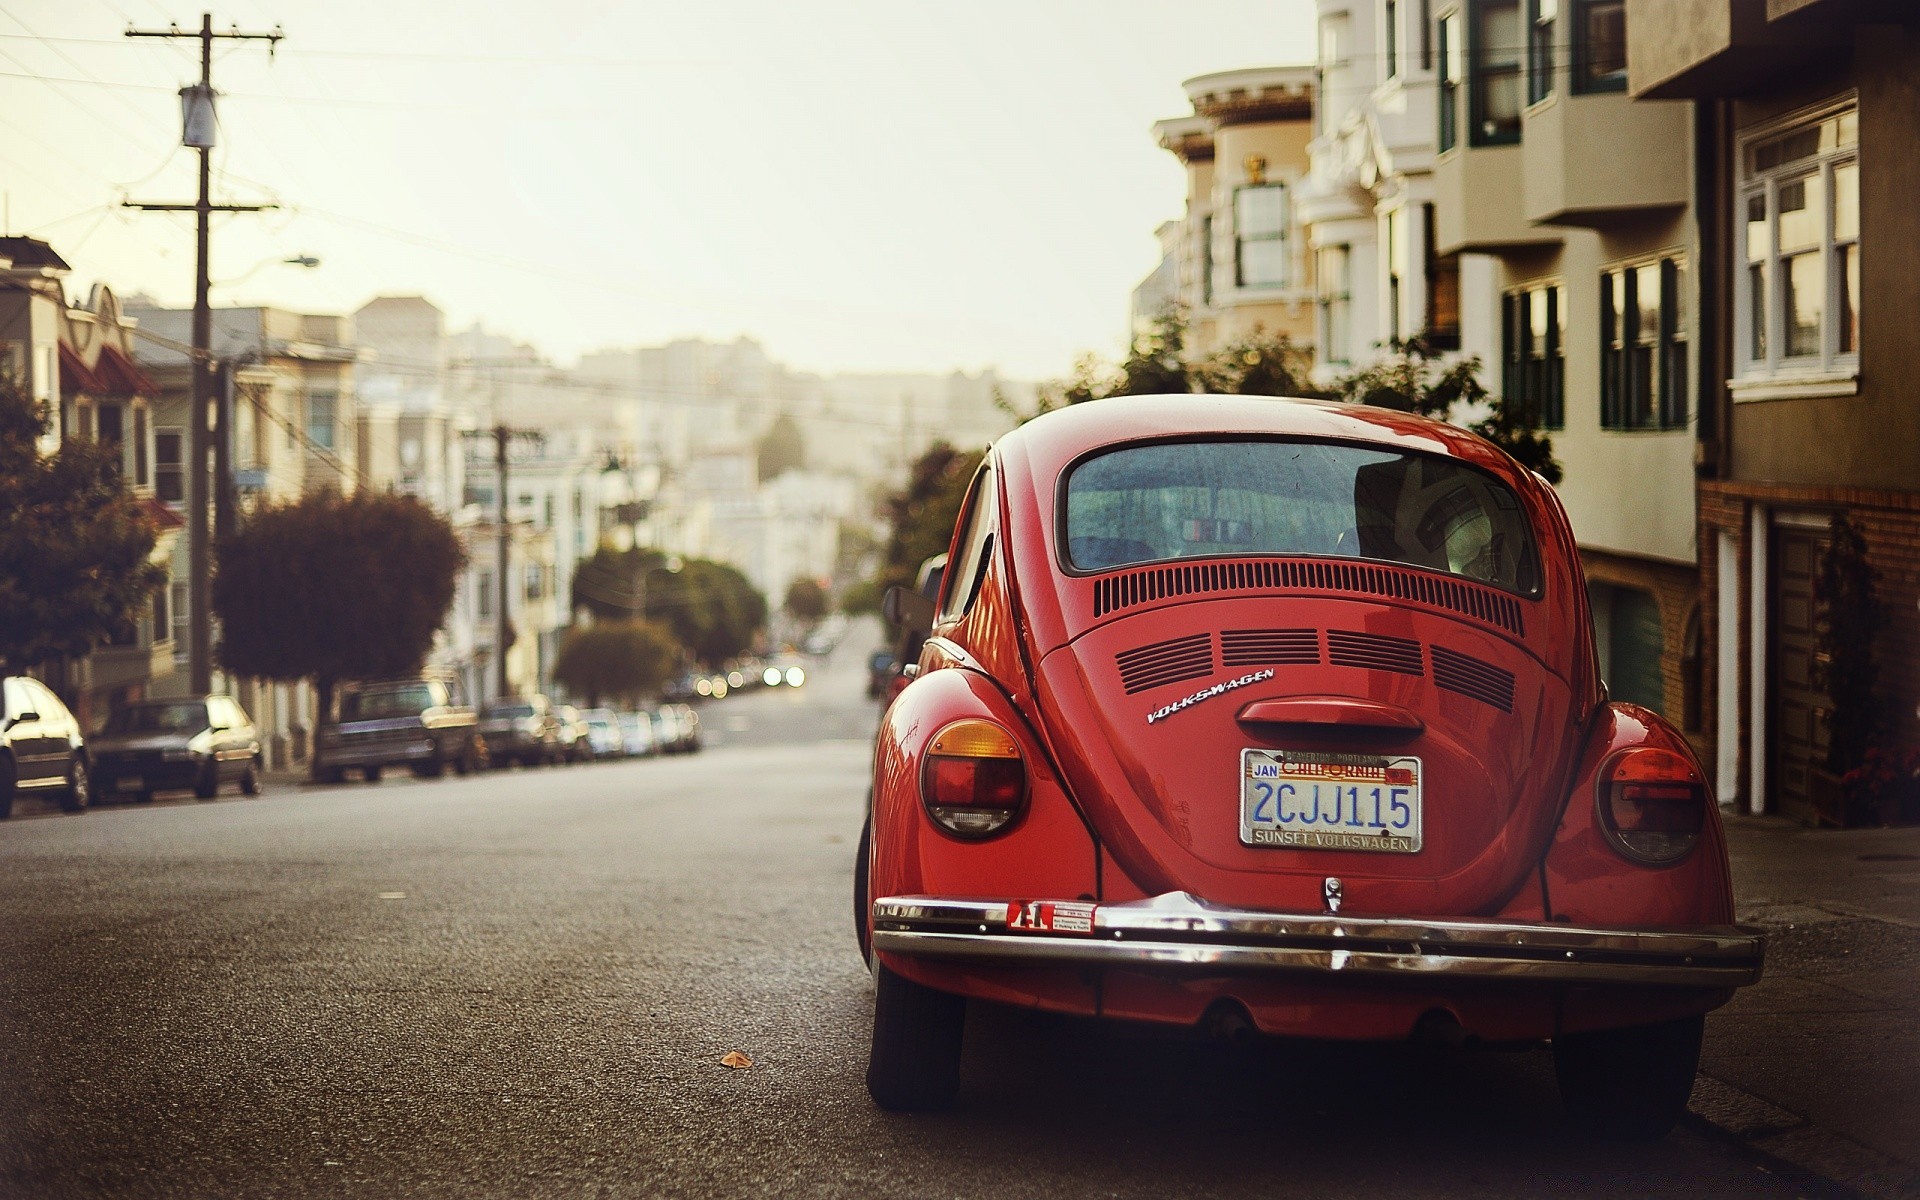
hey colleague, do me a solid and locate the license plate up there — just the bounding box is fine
[118,776,145,791]
[1240,749,1422,853]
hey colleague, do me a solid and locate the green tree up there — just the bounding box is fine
[756,412,806,483]
[553,620,678,707]
[212,490,465,773]
[784,577,828,623]
[1335,336,1562,484]
[571,548,766,668]
[0,379,165,673]
[875,440,984,599]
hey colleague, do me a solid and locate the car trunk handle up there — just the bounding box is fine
[1234,696,1425,735]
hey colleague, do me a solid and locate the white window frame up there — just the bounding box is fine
[1731,95,1859,401]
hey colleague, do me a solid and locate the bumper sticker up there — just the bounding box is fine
[1006,900,1097,935]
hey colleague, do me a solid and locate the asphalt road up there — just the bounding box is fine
[0,629,1838,1198]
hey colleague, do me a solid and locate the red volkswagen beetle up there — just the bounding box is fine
[860,394,1763,1137]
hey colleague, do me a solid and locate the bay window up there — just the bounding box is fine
[1601,255,1688,429]
[1469,0,1522,146]
[1234,184,1290,289]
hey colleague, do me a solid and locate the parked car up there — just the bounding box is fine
[649,707,681,754]
[866,650,897,699]
[317,676,481,784]
[478,695,562,768]
[618,711,657,758]
[666,704,702,753]
[554,705,592,763]
[0,675,90,817]
[93,695,262,802]
[579,708,626,760]
[859,394,1767,1137]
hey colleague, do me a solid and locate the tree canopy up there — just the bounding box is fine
[783,577,828,623]
[0,379,165,673]
[1335,336,1562,484]
[570,547,767,667]
[756,412,806,483]
[553,620,678,707]
[874,440,983,600]
[1014,310,1324,416]
[213,489,465,734]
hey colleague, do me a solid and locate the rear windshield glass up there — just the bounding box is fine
[104,702,209,734]
[1064,440,1541,595]
[341,684,436,720]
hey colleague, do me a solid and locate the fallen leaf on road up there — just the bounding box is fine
[377,892,407,900]
[720,1051,752,1069]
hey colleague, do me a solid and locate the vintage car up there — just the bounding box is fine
[860,394,1765,1137]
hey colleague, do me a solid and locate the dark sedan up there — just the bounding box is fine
[91,695,261,803]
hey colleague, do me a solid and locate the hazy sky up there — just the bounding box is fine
[1,0,1313,379]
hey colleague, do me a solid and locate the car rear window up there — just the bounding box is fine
[1063,440,1542,596]
[341,684,437,719]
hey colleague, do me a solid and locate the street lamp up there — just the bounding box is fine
[213,253,321,287]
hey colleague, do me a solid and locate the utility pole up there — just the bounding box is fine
[462,424,543,702]
[125,13,282,695]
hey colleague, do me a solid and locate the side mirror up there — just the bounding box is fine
[882,586,935,637]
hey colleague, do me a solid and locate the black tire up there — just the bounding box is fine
[1554,1014,1704,1140]
[0,758,13,819]
[362,765,383,784]
[60,756,91,813]
[134,789,156,804]
[317,765,346,785]
[193,760,218,800]
[865,962,966,1112]
[854,814,873,967]
[238,761,260,796]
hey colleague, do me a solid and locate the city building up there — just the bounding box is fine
[1144,66,1319,361]
[1627,0,1920,821]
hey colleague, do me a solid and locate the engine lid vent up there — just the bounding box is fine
[1221,628,1321,667]
[1431,645,1516,712]
[1088,556,1525,636]
[1115,632,1215,695]
[1326,630,1424,676]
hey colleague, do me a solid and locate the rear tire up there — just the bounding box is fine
[0,759,13,819]
[1554,1014,1704,1140]
[193,760,218,800]
[854,813,873,967]
[362,765,383,784]
[239,762,259,796]
[60,757,91,813]
[866,962,965,1112]
[317,765,346,785]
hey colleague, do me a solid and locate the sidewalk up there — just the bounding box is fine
[1696,813,1920,1198]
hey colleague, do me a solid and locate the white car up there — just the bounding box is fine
[618,712,656,757]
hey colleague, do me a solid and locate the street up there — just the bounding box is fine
[0,635,1852,1198]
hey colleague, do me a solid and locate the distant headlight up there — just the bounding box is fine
[728,671,745,688]
[711,679,729,699]
[695,678,713,696]
[784,666,805,687]
[763,666,783,687]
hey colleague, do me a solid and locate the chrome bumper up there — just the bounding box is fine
[872,893,1765,990]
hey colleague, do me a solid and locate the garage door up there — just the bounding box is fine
[1769,524,1830,824]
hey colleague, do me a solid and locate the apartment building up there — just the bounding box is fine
[1627,0,1920,821]
[1144,66,1319,360]
[0,239,178,727]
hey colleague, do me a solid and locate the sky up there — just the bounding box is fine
[0,0,1315,380]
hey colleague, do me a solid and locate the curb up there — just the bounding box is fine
[1689,1073,1920,1199]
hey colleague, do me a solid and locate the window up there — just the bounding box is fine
[150,583,169,647]
[938,466,995,622]
[171,581,189,660]
[1437,9,1462,150]
[133,405,149,486]
[1424,205,1463,350]
[96,402,124,446]
[1600,256,1688,429]
[1572,0,1626,93]
[1501,282,1564,430]
[1469,0,1523,146]
[1318,245,1352,366]
[1386,0,1406,79]
[1737,104,1857,379]
[1386,208,1407,341]
[524,563,544,601]
[1420,0,1434,69]
[1199,214,1214,306]
[477,570,494,619]
[307,389,336,450]
[1235,184,1290,289]
[156,428,184,504]
[1065,441,1542,595]
[1527,0,1556,105]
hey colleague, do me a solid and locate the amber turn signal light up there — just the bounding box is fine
[921,718,1027,838]
[1597,746,1708,865]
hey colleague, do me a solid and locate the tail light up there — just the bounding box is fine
[921,718,1028,838]
[1597,747,1709,865]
